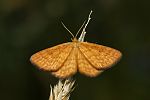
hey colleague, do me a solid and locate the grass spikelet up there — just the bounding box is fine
[49,78,75,100]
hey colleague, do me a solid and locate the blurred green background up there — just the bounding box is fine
[0,0,150,100]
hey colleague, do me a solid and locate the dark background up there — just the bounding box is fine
[0,0,150,100]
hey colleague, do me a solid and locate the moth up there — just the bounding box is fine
[30,11,122,78]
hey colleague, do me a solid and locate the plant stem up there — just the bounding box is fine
[49,10,92,100]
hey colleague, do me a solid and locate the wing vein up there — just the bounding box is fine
[46,45,68,65]
[77,46,97,70]
[53,45,75,72]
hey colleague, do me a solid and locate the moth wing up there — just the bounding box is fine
[77,47,103,77]
[79,42,122,70]
[52,47,77,78]
[30,42,73,71]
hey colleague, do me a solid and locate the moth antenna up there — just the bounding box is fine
[61,21,75,38]
[75,20,86,38]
